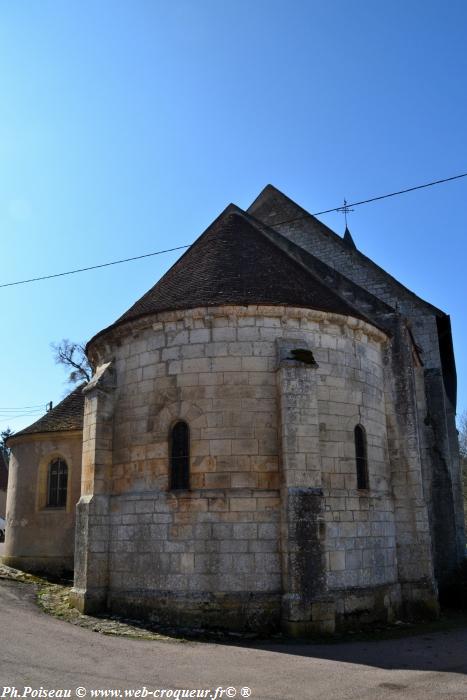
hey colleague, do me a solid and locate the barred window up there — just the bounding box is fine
[47,458,68,508]
[170,421,190,490]
[354,425,369,490]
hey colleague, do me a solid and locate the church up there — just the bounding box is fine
[4,185,464,635]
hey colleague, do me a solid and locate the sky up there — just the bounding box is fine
[0,0,466,435]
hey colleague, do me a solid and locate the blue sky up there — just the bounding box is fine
[1,0,466,433]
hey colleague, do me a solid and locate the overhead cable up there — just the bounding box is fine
[1,171,466,290]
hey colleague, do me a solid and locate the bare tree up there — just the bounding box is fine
[51,339,92,387]
[458,410,467,460]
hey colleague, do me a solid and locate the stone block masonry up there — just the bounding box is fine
[267,209,465,582]
[6,186,459,636]
[70,303,439,633]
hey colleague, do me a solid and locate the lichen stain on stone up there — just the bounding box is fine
[288,489,326,602]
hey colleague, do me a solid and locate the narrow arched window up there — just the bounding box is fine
[47,458,68,507]
[354,425,369,490]
[170,421,190,490]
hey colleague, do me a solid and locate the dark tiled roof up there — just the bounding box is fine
[0,451,8,491]
[11,385,85,440]
[243,211,393,332]
[89,209,374,346]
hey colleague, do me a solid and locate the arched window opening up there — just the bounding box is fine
[47,458,68,508]
[354,425,369,490]
[170,421,190,490]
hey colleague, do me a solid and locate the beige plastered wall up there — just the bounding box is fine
[3,431,82,575]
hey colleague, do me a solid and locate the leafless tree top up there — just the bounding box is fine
[51,339,92,387]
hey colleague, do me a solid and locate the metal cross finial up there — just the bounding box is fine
[338,198,354,228]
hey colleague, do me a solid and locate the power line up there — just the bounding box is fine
[1,171,466,290]
[0,409,44,414]
[0,404,46,410]
[0,413,43,421]
[0,413,42,420]
[314,171,467,214]
[277,171,467,225]
[0,414,44,420]
[0,411,43,416]
[0,245,190,289]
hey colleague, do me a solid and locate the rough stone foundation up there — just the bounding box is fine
[107,590,281,633]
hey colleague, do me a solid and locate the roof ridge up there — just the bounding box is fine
[86,203,248,352]
[249,184,445,317]
[87,205,378,350]
[234,209,392,333]
[247,184,313,222]
[226,211,375,325]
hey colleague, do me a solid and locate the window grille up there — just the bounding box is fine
[47,458,68,507]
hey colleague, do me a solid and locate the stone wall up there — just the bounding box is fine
[315,321,397,590]
[263,215,465,577]
[3,431,82,575]
[73,303,430,632]
[268,217,440,352]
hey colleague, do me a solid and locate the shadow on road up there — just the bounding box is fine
[249,626,467,675]
[2,573,467,680]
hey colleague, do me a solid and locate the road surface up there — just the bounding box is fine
[1,578,467,699]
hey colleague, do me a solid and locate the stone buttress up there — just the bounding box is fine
[71,362,116,613]
[276,339,334,634]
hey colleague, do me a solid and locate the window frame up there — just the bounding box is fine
[354,424,369,490]
[46,457,69,508]
[169,420,190,491]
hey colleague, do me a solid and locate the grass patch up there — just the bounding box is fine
[3,562,467,645]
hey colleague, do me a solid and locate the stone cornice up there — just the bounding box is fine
[87,304,389,365]
[8,430,83,447]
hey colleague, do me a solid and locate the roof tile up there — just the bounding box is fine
[90,209,372,346]
[11,385,85,439]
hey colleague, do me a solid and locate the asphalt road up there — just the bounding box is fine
[1,579,467,700]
